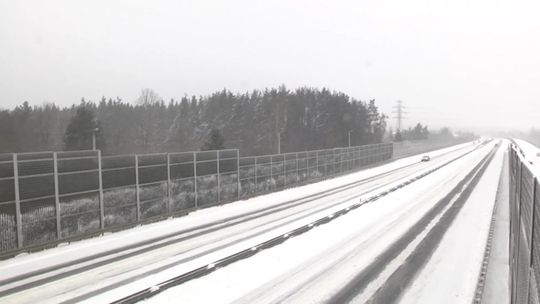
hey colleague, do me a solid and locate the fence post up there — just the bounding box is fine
[53,152,61,238]
[167,153,171,214]
[194,152,198,209]
[295,153,299,183]
[135,155,141,221]
[333,149,336,176]
[97,150,104,229]
[13,154,22,249]
[316,151,319,179]
[236,150,240,200]
[254,157,258,193]
[217,151,221,203]
[324,151,328,177]
[270,156,273,191]
[347,148,351,171]
[340,149,344,174]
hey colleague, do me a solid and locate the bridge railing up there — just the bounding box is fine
[509,143,540,304]
[0,142,392,256]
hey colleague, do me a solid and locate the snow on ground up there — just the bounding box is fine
[514,139,540,174]
[482,146,510,304]
[143,143,494,304]
[0,142,474,280]
[400,141,505,304]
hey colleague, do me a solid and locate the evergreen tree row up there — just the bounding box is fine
[0,86,388,156]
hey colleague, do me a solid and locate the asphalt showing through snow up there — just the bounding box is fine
[329,144,497,304]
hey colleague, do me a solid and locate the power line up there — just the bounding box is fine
[392,100,407,131]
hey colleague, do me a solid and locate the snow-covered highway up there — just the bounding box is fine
[0,140,503,304]
[144,141,502,304]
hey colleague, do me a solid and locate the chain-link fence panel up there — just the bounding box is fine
[218,150,239,203]
[17,152,57,247]
[237,143,393,200]
[169,152,196,212]
[0,154,16,251]
[57,151,100,239]
[1,142,398,255]
[101,154,137,228]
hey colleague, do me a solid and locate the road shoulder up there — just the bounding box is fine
[481,148,510,303]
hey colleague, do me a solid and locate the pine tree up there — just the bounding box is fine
[63,103,102,151]
[201,129,225,151]
[395,130,403,142]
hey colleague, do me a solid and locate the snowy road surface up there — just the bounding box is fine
[0,141,502,304]
[142,141,501,304]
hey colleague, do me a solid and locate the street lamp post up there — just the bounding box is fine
[277,132,281,154]
[348,130,352,147]
[92,128,99,150]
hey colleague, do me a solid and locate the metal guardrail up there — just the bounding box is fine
[0,142,392,255]
[509,143,540,304]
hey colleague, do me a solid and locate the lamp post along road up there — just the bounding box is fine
[92,128,99,151]
[278,132,281,154]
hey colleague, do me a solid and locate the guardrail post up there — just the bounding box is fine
[166,153,171,214]
[217,151,221,203]
[194,152,198,208]
[236,150,240,200]
[97,150,104,229]
[13,154,22,249]
[135,155,141,221]
[53,152,61,238]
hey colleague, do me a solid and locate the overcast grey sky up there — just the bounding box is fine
[1,0,539,131]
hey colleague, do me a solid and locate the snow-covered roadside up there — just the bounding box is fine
[481,147,510,304]
[140,143,492,304]
[399,141,505,304]
[0,142,475,279]
[514,139,540,173]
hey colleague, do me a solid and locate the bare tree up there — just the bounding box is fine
[137,88,161,106]
[136,88,162,152]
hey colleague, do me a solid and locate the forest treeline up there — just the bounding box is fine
[0,86,391,156]
[394,123,430,141]
[0,86,473,156]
